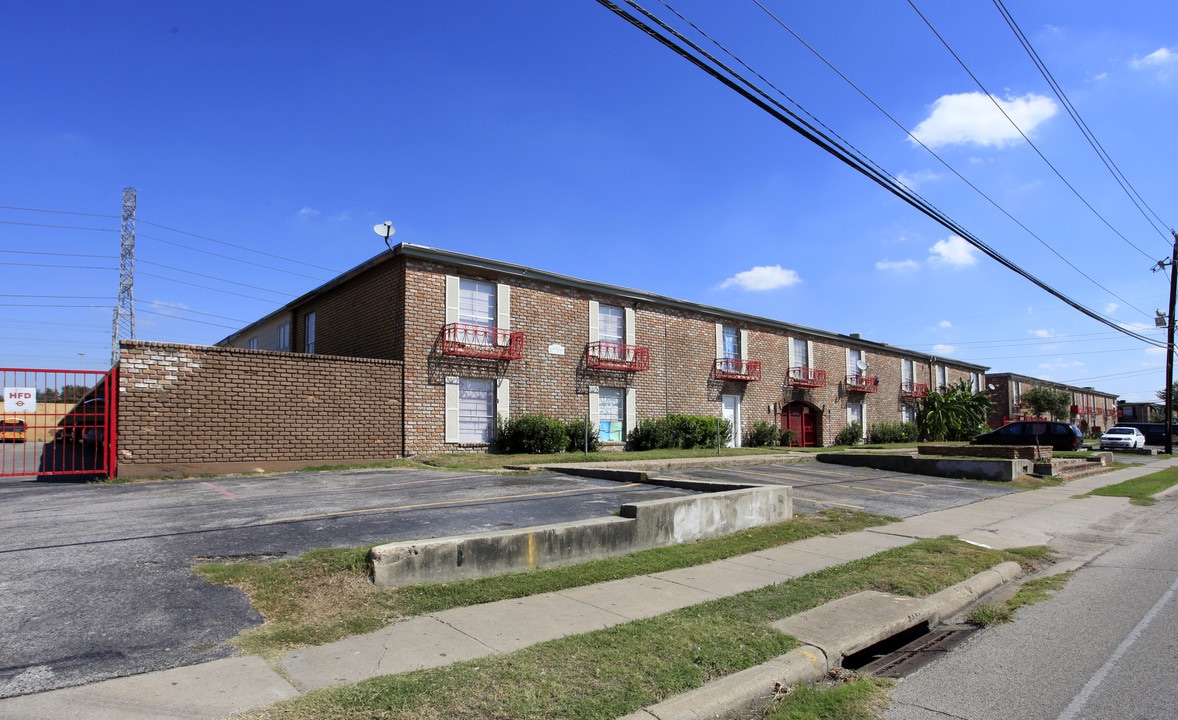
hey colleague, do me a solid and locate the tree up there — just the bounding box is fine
[1022,385,1072,420]
[917,379,993,441]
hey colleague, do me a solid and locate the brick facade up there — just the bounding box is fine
[117,341,403,478]
[985,372,1118,436]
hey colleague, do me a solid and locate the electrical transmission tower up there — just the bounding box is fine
[110,186,136,366]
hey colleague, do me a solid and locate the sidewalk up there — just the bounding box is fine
[2,457,1172,720]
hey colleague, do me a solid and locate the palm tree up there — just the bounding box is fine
[917,379,993,441]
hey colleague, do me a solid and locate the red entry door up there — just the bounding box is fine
[781,403,818,447]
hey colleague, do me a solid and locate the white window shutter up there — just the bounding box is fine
[845,348,852,374]
[444,276,460,325]
[497,284,511,330]
[625,388,637,437]
[588,300,599,343]
[739,329,749,361]
[496,378,511,422]
[806,341,814,368]
[588,386,600,429]
[624,307,636,345]
[786,337,794,368]
[715,323,724,359]
[444,376,460,443]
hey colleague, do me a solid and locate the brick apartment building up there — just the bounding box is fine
[220,243,989,455]
[985,372,1118,435]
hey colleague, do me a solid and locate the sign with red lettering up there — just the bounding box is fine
[4,387,36,413]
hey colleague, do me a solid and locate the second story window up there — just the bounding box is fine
[935,365,948,391]
[277,322,290,351]
[459,279,496,327]
[792,338,809,368]
[722,326,741,360]
[247,336,258,350]
[902,358,914,385]
[304,312,316,354]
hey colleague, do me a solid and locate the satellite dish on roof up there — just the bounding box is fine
[856,359,868,371]
[374,221,395,250]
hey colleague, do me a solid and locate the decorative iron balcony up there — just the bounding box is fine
[714,357,762,382]
[586,341,650,372]
[845,374,879,393]
[441,323,524,360]
[787,366,827,388]
[900,381,928,399]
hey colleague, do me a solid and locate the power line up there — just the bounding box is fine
[991,0,1171,242]
[747,0,1154,319]
[597,0,1164,348]
[137,271,291,303]
[906,0,1161,262]
[0,204,119,220]
[0,219,118,233]
[138,218,343,274]
[138,233,331,282]
[137,259,296,297]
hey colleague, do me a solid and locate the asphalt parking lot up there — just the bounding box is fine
[0,467,690,698]
[656,460,1019,517]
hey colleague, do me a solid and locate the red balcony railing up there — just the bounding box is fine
[441,323,525,360]
[845,374,879,393]
[713,357,762,381]
[900,381,928,399]
[586,341,650,372]
[787,366,827,388]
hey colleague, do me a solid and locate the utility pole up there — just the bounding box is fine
[1167,231,1178,455]
[110,187,136,367]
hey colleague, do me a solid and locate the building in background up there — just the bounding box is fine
[985,372,1118,435]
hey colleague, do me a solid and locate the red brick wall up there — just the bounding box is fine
[117,341,403,477]
[396,258,981,453]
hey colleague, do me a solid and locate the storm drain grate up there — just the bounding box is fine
[844,624,975,678]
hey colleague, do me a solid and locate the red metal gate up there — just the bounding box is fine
[1,368,118,478]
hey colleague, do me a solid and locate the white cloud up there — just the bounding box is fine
[1038,359,1083,371]
[297,207,321,219]
[875,259,920,272]
[1104,302,1119,315]
[910,92,1057,148]
[1132,47,1177,69]
[718,264,801,291]
[938,320,952,328]
[932,344,957,355]
[894,169,942,190]
[929,235,978,267]
[1029,329,1055,339]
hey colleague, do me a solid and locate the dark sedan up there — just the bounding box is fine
[972,421,1084,451]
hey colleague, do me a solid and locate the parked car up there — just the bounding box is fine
[1,418,26,443]
[972,421,1084,451]
[1099,426,1146,450]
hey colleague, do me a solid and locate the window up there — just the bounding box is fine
[304,313,316,354]
[902,359,915,385]
[598,387,624,442]
[848,348,865,378]
[458,378,495,443]
[935,365,948,390]
[459,279,496,327]
[901,404,917,424]
[599,304,624,360]
[247,336,258,350]
[847,402,864,438]
[277,322,290,351]
[792,338,809,368]
[971,372,982,392]
[722,326,741,359]
[1013,383,1022,405]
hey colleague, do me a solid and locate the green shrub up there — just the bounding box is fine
[496,414,569,454]
[744,420,781,447]
[834,421,863,446]
[630,414,731,450]
[562,418,601,453]
[779,428,796,447]
[867,421,918,444]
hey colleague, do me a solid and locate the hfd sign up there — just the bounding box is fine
[4,388,36,413]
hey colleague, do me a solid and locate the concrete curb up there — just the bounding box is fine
[621,561,1023,720]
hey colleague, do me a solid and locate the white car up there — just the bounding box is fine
[1099,426,1146,450]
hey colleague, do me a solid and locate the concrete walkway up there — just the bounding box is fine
[1,458,1172,720]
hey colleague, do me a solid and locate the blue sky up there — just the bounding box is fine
[2,1,1176,402]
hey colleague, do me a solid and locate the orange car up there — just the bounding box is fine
[1,418,27,443]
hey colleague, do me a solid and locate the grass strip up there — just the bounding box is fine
[193,509,893,660]
[236,538,1044,720]
[1083,466,1178,505]
[765,675,894,720]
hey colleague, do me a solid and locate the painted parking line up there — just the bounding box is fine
[199,482,241,499]
[272,483,644,523]
[791,495,865,510]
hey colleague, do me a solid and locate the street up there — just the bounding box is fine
[884,487,1178,720]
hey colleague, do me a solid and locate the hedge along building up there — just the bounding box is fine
[219,243,988,455]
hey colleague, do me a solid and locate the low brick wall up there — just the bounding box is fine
[370,484,793,587]
[921,444,1053,460]
[117,341,404,478]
